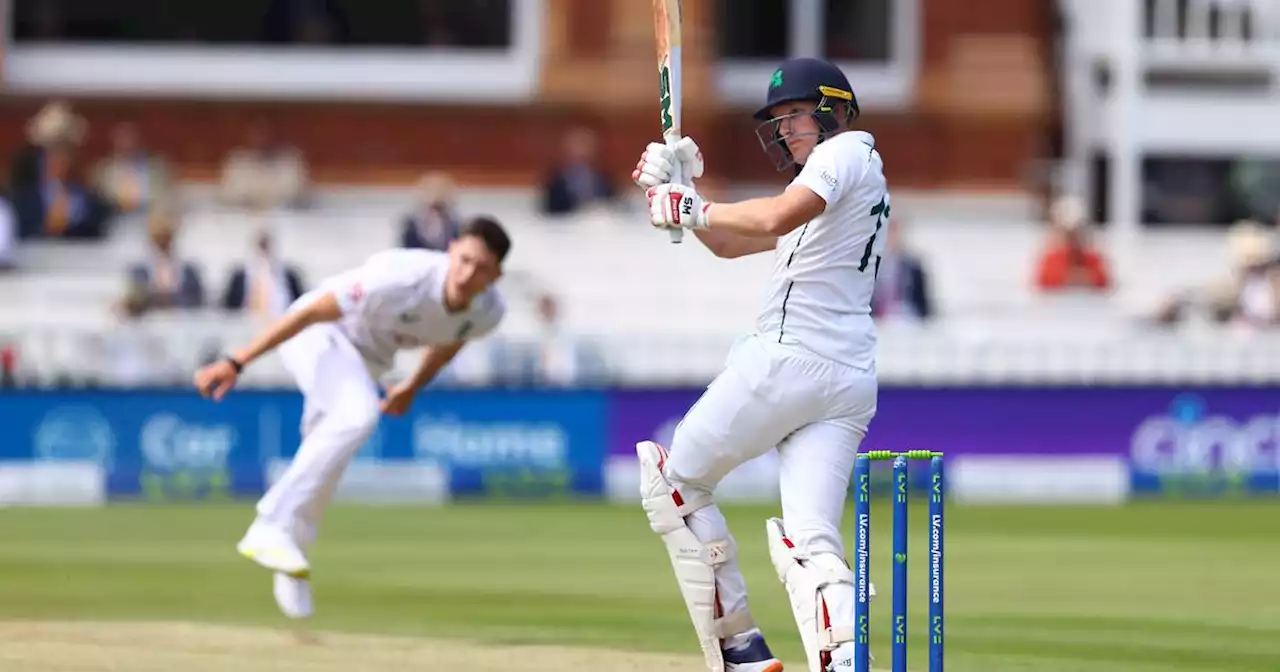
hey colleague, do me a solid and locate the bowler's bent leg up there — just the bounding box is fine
[243,326,381,572]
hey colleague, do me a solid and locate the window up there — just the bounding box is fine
[12,0,512,49]
[824,0,893,63]
[4,0,541,102]
[715,0,919,110]
[717,0,790,59]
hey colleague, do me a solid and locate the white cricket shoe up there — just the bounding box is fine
[826,643,873,671]
[273,572,313,619]
[237,522,310,579]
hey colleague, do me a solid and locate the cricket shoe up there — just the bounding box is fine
[826,643,872,671]
[724,633,784,672]
[237,522,310,579]
[273,572,313,619]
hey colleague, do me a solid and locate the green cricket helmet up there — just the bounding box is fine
[753,57,860,171]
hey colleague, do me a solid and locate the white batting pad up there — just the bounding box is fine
[766,517,857,672]
[638,441,754,672]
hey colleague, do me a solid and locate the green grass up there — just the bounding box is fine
[0,499,1277,671]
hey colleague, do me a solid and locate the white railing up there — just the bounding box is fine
[1068,0,1277,61]
[4,315,1280,388]
[1146,0,1276,59]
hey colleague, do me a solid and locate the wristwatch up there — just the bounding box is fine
[223,355,245,373]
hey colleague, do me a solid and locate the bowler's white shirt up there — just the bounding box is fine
[308,249,505,378]
[754,130,889,372]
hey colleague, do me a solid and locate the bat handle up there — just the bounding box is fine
[666,135,685,244]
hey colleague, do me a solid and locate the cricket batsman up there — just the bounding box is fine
[630,57,889,672]
[192,217,510,619]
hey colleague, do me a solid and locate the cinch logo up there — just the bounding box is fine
[1130,394,1280,474]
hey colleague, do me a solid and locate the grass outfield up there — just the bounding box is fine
[0,500,1276,671]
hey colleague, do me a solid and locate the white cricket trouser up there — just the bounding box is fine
[253,323,381,549]
[664,333,877,634]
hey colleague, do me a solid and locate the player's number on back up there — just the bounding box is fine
[858,195,889,275]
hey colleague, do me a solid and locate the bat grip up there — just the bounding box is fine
[666,136,685,244]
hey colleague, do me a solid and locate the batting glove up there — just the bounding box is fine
[647,183,711,231]
[632,136,705,189]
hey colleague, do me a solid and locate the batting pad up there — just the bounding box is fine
[637,441,754,672]
[766,517,857,672]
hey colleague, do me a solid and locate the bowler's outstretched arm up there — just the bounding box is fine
[229,292,343,368]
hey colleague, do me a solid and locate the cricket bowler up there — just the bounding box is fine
[192,217,510,619]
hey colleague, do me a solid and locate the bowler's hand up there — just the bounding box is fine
[647,183,711,230]
[194,359,240,401]
[380,382,417,416]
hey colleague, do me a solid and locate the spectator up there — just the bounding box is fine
[93,121,171,216]
[13,140,110,241]
[219,118,310,211]
[400,172,460,251]
[9,100,86,192]
[1221,220,1280,328]
[101,278,182,387]
[541,127,617,216]
[0,342,16,388]
[871,221,933,322]
[1159,220,1280,328]
[1034,196,1112,292]
[221,229,305,317]
[127,208,205,309]
[532,293,584,386]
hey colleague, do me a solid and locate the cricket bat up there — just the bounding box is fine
[652,0,686,244]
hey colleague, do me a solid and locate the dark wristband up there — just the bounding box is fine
[224,355,245,373]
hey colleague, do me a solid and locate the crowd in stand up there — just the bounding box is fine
[4,98,1279,389]
[0,102,623,388]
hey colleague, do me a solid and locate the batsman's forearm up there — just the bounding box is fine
[692,228,737,255]
[233,293,340,366]
[693,228,775,259]
[706,198,784,237]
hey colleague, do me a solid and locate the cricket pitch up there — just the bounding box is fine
[0,621,706,672]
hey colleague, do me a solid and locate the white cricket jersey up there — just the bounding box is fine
[754,130,889,372]
[304,248,505,378]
